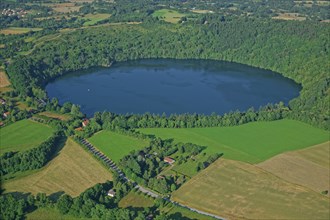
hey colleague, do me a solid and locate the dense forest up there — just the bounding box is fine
[6,17,330,129]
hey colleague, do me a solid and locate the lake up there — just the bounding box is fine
[46,59,300,116]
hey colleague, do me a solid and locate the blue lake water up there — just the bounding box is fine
[46,59,300,116]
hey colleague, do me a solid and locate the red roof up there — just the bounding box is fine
[82,119,90,127]
[164,157,175,164]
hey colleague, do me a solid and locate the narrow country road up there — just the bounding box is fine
[78,138,226,220]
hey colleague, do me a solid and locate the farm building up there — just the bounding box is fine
[82,119,90,127]
[107,189,116,197]
[3,112,10,118]
[164,156,175,164]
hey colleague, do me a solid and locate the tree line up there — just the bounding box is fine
[5,17,329,129]
[0,132,63,176]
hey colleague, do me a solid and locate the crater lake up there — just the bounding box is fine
[45,59,301,116]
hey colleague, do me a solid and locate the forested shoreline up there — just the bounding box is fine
[6,17,330,129]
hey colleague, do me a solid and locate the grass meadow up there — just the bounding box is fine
[26,207,87,220]
[0,120,54,154]
[82,13,111,26]
[152,9,186,23]
[118,191,154,208]
[140,119,329,164]
[3,138,112,197]
[88,131,149,163]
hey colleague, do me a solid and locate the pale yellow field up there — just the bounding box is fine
[172,159,330,220]
[191,9,214,14]
[273,13,306,21]
[46,3,81,13]
[258,142,330,193]
[4,138,112,197]
[0,27,42,35]
[39,111,71,121]
[0,69,11,87]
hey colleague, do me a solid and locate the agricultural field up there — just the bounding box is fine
[45,3,81,13]
[118,191,216,220]
[3,138,112,197]
[0,120,54,154]
[118,191,154,208]
[140,119,329,163]
[160,203,216,220]
[0,69,11,88]
[81,13,111,26]
[38,111,72,121]
[191,9,214,14]
[172,159,330,220]
[273,13,306,21]
[152,9,186,23]
[258,141,330,193]
[26,207,87,220]
[0,27,42,35]
[88,131,149,163]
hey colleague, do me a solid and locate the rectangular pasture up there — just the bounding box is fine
[3,138,112,197]
[0,119,54,154]
[172,159,330,220]
[0,27,42,35]
[0,69,11,88]
[26,207,85,220]
[258,141,330,193]
[152,9,186,23]
[118,191,154,208]
[82,13,111,26]
[88,130,149,163]
[38,111,71,121]
[140,119,329,164]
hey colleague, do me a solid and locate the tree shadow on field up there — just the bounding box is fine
[5,191,32,200]
[167,212,195,220]
[49,191,65,202]
[46,136,68,164]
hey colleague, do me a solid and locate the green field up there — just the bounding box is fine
[0,27,42,35]
[0,119,54,154]
[118,191,154,208]
[160,203,216,220]
[88,131,149,163]
[26,207,87,220]
[141,119,329,163]
[152,9,186,23]
[82,13,111,26]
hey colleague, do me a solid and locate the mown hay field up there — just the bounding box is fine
[0,27,42,35]
[0,69,11,87]
[172,159,330,220]
[3,138,112,197]
[258,141,330,193]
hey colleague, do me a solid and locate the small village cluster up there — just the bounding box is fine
[1,8,28,18]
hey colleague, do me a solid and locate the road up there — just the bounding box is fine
[78,138,226,220]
